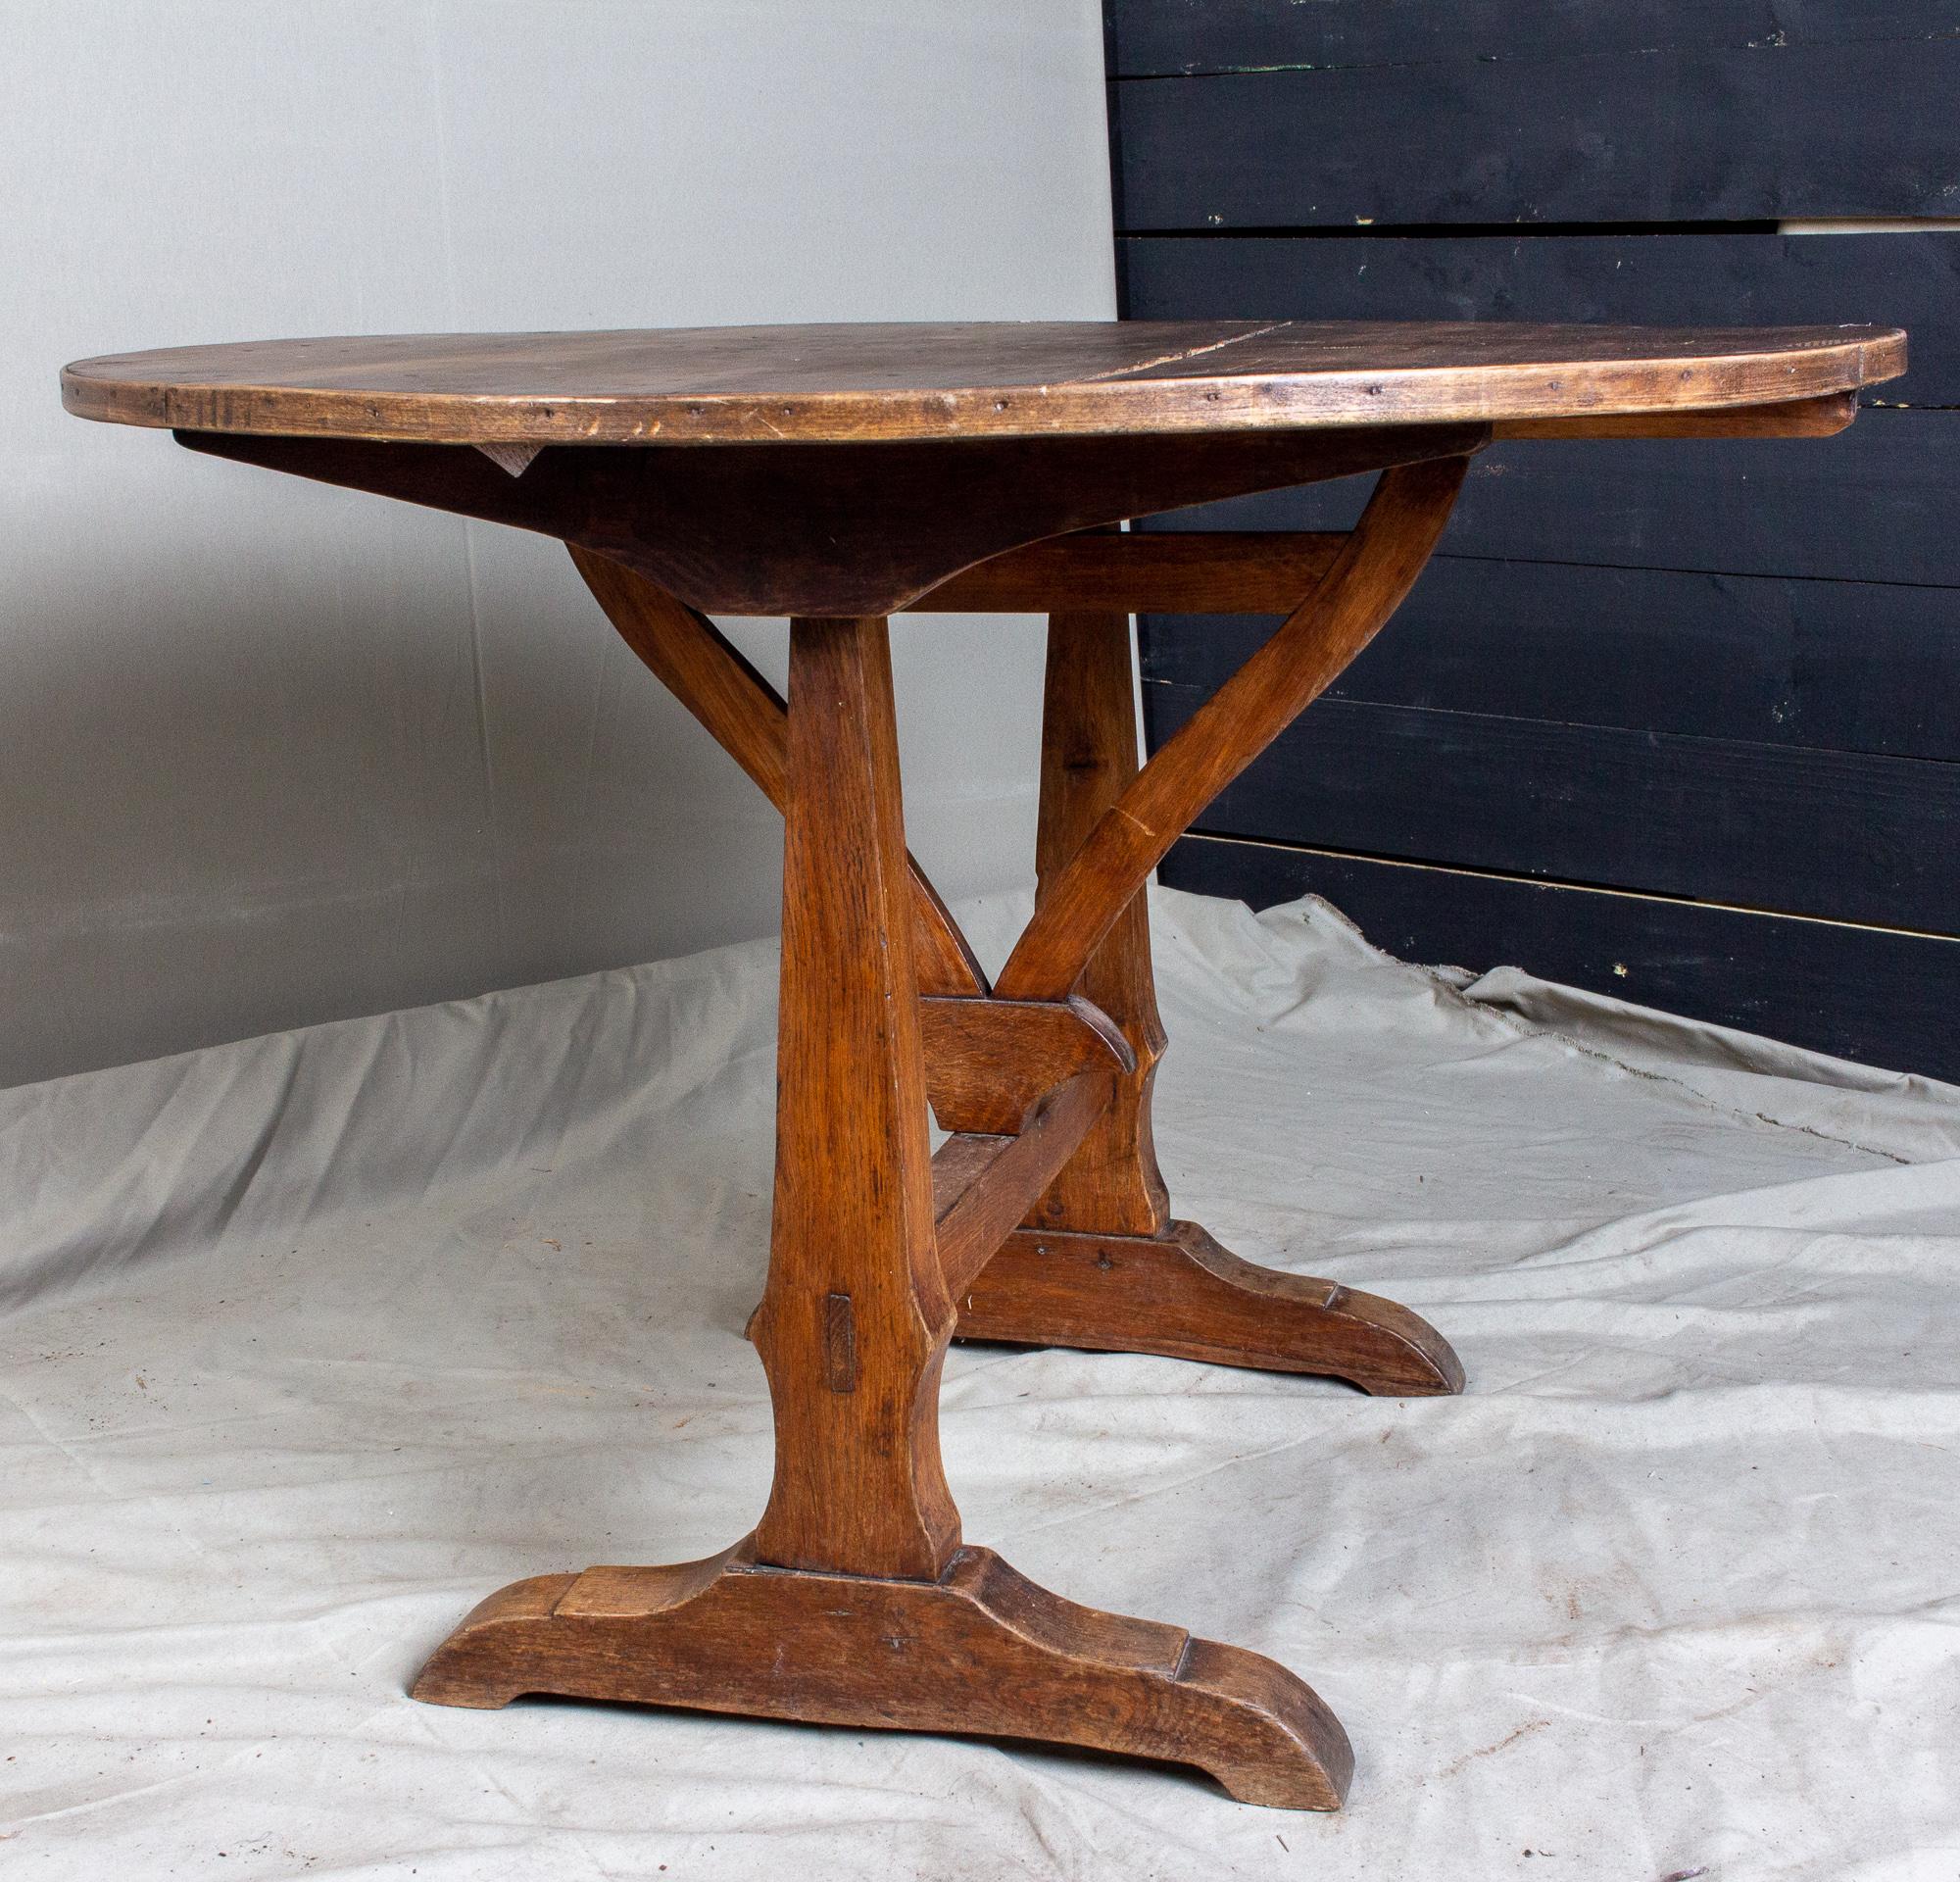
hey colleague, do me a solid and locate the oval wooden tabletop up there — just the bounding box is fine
[62,321,1905,447]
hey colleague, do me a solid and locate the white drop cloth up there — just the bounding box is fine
[3,887,1956,1879]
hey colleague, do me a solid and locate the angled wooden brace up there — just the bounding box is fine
[576,542,1143,1292]
[569,545,988,999]
[994,454,1473,1003]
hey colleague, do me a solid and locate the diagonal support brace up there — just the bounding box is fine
[995,454,1473,1002]
[570,545,987,998]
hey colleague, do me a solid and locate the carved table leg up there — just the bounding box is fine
[413,614,1352,1808]
[953,497,1465,1398]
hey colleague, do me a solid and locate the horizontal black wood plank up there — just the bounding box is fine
[1140,559,1960,764]
[1119,231,1960,407]
[1145,683,1960,933]
[1146,410,1960,587]
[1108,0,1960,77]
[1110,38,1960,227]
[1160,832,1960,1083]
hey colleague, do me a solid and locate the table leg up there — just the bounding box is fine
[412,613,1352,1809]
[1021,611,1174,1239]
[954,509,1464,1397]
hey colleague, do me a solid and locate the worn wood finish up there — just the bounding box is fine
[911,531,1346,616]
[1022,611,1173,1237]
[67,321,1901,444]
[410,1537,1351,1809]
[934,1071,1112,1299]
[958,1222,1464,1397]
[747,616,957,1581]
[958,610,1462,1395]
[929,1133,1011,1224]
[1492,392,1855,441]
[570,546,986,997]
[1000,455,1471,1001]
[921,994,1131,1136]
[175,421,1481,616]
[73,316,1899,1806]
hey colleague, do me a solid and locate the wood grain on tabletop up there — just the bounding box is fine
[63,320,1904,443]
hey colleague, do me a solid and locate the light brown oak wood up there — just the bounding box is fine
[958,1222,1464,1397]
[1022,610,1174,1237]
[920,994,1131,1136]
[933,1069,1112,1298]
[569,546,987,997]
[65,317,1903,1810]
[410,1537,1350,1809]
[747,615,956,1580]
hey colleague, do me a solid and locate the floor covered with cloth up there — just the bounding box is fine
[3,886,1956,1880]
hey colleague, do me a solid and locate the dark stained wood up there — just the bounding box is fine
[747,616,957,1580]
[957,1222,1464,1397]
[933,1071,1112,1298]
[410,1537,1350,1809]
[999,455,1472,1001]
[1109,40,1960,227]
[910,531,1343,615]
[1492,392,1855,441]
[66,320,1901,443]
[174,421,1485,615]
[569,546,986,996]
[1162,832,1960,1086]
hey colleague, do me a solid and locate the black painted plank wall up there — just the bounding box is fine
[1108,0,1960,1080]
[1163,835,1960,1076]
[1108,8,1960,225]
[1107,2,1958,74]
[1152,413,1960,584]
[1120,231,1960,403]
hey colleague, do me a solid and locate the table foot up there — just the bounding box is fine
[411,1537,1350,1808]
[956,1219,1464,1396]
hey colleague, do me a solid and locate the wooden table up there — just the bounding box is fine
[64,320,1905,1808]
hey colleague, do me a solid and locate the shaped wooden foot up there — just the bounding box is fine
[412,1536,1350,1809]
[411,476,1483,1806]
[956,1219,1464,1396]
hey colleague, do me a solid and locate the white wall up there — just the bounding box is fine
[0,0,1115,1086]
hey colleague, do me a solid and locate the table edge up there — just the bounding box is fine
[60,328,1907,447]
